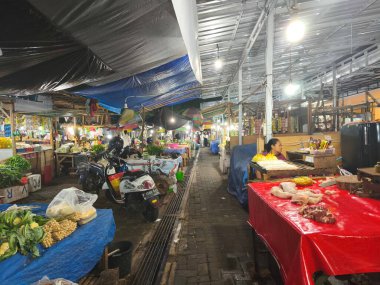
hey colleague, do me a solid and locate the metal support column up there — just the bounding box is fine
[332,65,338,131]
[265,7,274,142]
[238,67,243,145]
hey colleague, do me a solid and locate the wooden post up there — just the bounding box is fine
[140,107,145,142]
[10,103,16,156]
[307,99,313,135]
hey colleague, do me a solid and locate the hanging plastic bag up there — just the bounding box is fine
[32,276,78,285]
[46,187,97,222]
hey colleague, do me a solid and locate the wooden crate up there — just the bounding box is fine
[0,185,29,203]
[287,151,337,169]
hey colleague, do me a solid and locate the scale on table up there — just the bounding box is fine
[286,151,336,175]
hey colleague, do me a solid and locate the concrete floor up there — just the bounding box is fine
[171,148,260,285]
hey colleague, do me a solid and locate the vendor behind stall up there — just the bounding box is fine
[263,138,286,160]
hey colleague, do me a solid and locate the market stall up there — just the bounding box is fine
[0,201,115,284]
[248,180,380,285]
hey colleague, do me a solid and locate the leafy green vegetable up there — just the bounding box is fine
[92,144,105,154]
[0,165,22,188]
[0,208,49,261]
[146,145,164,156]
[5,155,31,173]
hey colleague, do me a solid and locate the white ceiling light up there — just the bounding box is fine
[170,117,176,123]
[286,20,305,43]
[284,81,300,96]
[215,58,223,70]
[214,43,223,70]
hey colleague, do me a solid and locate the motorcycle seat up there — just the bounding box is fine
[123,170,147,179]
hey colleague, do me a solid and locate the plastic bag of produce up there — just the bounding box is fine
[32,276,78,285]
[46,187,97,222]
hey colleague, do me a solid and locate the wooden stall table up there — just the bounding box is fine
[55,152,80,176]
[251,159,336,180]
[357,167,380,197]
[248,181,380,285]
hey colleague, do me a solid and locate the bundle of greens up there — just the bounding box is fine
[0,207,49,261]
[92,144,105,154]
[146,145,164,156]
[0,165,22,189]
[5,155,31,173]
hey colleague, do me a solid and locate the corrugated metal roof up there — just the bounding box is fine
[197,0,380,105]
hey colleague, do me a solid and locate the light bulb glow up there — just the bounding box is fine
[284,82,300,96]
[214,58,223,69]
[68,127,74,135]
[170,117,176,123]
[186,125,191,130]
[107,134,112,139]
[286,20,305,43]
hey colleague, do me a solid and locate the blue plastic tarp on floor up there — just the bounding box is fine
[0,204,115,285]
[210,140,220,154]
[227,144,257,207]
[71,55,200,113]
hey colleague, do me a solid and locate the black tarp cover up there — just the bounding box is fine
[29,0,188,86]
[0,0,112,95]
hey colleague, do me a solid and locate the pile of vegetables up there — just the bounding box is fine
[92,144,105,154]
[0,206,49,261]
[146,145,164,156]
[5,155,31,173]
[0,165,22,189]
[252,153,278,162]
[0,137,12,149]
[42,219,77,248]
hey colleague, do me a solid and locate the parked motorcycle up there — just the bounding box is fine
[77,138,160,222]
[119,145,178,195]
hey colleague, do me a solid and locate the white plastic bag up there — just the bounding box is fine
[32,276,78,285]
[46,187,97,219]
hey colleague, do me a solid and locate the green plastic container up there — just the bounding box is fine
[176,171,184,182]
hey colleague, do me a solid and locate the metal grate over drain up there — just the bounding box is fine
[131,152,199,285]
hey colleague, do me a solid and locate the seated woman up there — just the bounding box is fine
[255,138,286,179]
[263,138,286,160]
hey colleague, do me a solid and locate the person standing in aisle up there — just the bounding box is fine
[121,130,131,147]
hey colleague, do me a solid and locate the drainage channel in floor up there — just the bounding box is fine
[130,152,199,285]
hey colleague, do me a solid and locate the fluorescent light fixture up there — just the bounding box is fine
[286,20,305,43]
[215,58,223,70]
[284,82,300,96]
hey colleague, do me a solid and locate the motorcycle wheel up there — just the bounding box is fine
[82,173,100,194]
[154,175,170,195]
[143,202,159,222]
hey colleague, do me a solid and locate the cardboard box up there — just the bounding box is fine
[0,185,29,203]
[28,174,42,192]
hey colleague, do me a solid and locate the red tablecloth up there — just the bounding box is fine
[248,181,380,285]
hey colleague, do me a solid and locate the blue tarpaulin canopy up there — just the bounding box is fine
[0,204,115,285]
[71,55,200,113]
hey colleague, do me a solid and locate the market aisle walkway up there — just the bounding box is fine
[173,148,255,285]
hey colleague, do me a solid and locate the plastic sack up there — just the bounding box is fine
[46,187,97,219]
[32,276,78,285]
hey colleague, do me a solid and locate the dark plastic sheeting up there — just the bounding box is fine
[29,0,188,86]
[227,144,257,207]
[0,0,112,95]
[71,55,200,113]
[0,204,115,285]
